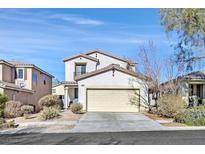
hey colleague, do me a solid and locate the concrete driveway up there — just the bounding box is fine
[71,112,165,133]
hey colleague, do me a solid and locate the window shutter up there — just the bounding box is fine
[24,68,27,80]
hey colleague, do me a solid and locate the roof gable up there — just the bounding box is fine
[8,60,54,78]
[85,49,136,64]
[75,64,148,81]
[63,54,98,62]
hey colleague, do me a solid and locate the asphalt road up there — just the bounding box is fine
[1,130,205,145]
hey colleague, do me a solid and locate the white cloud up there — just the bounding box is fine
[49,14,104,26]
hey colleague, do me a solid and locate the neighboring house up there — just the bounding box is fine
[0,60,54,111]
[63,49,149,112]
[52,81,77,102]
[161,71,205,106]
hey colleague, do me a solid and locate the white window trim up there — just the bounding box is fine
[16,68,24,80]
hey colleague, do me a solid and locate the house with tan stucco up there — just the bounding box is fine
[0,60,54,111]
[161,71,205,106]
[62,49,149,112]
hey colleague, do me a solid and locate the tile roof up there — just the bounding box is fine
[8,60,54,78]
[0,60,14,67]
[63,53,99,62]
[0,81,34,93]
[184,71,205,80]
[75,64,148,81]
[52,81,78,88]
[85,49,136,64]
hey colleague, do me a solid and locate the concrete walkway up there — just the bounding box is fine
[71,112,165,133]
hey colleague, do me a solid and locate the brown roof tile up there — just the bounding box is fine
[63,54,99,62]
[8,60,54,78]
[85,49,136,64]
[0,81,34,93]
[75,64,148,81]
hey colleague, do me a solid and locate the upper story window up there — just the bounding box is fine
[43,75,47,85]
[17,68,24,80]
[32,72,38,83]
[75,63,86,76]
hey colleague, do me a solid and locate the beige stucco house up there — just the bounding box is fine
[161,71,205,106]
[0,60,54,111]
[62,49,149,112]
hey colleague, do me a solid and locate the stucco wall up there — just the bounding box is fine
[31,68,52,111]
[88,52,128,69]
[15,68,32,90]
[78,70,148,110]
[65,57,97,81]
[52,84,64,95]
[0,64,15,83]
[0,87,3,94]
[179,81,189,104]
[0,64,2,81]
[4,89,33,105]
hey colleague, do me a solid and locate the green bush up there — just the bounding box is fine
[192,105,205,111]
[175,106,205,126]
[4,101,23,118]
[38,95,61,110]
[158,94,186,118]
[39,107,59,121]
[70,103,83,114]
[0,93,8,118]
[0,118,5,125]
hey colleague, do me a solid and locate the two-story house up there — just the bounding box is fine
[62,49,149,112]
[0,60,53,111]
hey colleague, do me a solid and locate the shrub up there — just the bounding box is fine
[4,101,23,118]
[6,120,16,128]
[0,93,8,118]
[158,94,186,118]
[175,106,205,126]
[21,105,34,119]
[70,103,83,114]
[38,107,59,121]
[38,95,60,110]
[0,118,5,125]
[192,105,205,111]
[21,105,34,114]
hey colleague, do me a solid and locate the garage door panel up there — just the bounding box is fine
[87,89,139,112]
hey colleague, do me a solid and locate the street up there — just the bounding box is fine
[1,130,205,145]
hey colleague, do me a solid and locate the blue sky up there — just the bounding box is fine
[0,9,176,80]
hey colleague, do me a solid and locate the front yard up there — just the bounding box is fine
[0,110,83,133]
[143,112,187,127]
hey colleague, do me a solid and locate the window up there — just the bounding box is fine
[75,63,86,76]
[74,88,78,99]
[43,75,47,85]
[32,72,38,83]
[17,68,24,79]
[52,89,56,94]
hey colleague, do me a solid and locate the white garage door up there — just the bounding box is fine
[87,89,140,112]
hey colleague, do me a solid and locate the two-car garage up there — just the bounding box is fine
[76,64,148,113]
[87,88,140,112]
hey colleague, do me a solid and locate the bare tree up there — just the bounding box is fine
[138,41,186,112]
[161,57,185,94]
[138,41,162,110]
